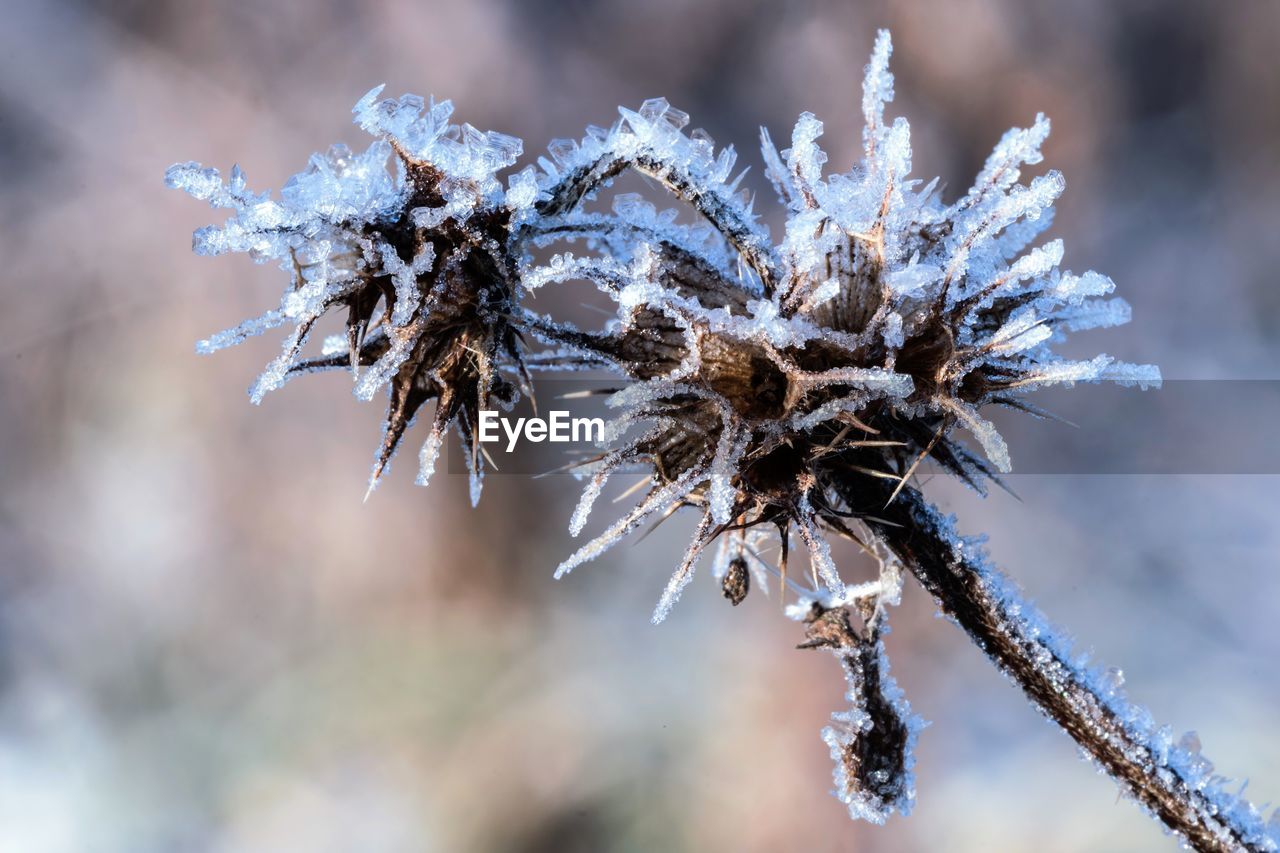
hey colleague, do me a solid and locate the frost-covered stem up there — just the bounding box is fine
[848,482,1265,852]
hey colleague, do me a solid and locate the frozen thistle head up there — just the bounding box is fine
[550,31,1158,626]
[167,87,533,502]
[168,29,1162,827]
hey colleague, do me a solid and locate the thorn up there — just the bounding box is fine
[859,514,903,528]
[533,458,596,479]
[836,411,880,433]
[849,464,901,481]
[559,388,619,399]
[779,527,790,608]
[634,500,683,544]
[612,475,652,504]
[526,386,538,419]
[885,421,947,508]
[348,319,367,380]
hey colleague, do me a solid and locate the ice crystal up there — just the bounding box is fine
[166,30,1278,846]
[530,30,1158,628]
[168,88,530,500]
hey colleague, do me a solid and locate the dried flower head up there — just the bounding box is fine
[538,32,1158,627]
[166,87,534,503]
[165,32,1280,849]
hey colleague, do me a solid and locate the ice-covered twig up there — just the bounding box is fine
[849,480,1276,852]
[532,99,781,290]
[796,603,923,824]
[167,27,1273,850]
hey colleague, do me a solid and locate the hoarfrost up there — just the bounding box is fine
[169,26,1239,842]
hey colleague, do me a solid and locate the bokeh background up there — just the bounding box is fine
[2,1,1279,850]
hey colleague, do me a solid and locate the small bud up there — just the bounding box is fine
[721,557,750,605]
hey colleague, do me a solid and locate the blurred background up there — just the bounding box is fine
[2,0,1279,850]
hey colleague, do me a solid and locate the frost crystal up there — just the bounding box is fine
[527,29,1158,615]
[168,30,1265,844]
[169,88,529,500]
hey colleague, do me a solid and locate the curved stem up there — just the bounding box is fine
[537,153,781,291]
[843,480,1272,852]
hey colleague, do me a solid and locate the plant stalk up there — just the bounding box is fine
[848,481,1266,852]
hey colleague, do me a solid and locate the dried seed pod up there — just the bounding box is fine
[823,639,917,825]
[168,88,532,504]
[721,557,749,605]
[537,30,1157,631]
[801,605,921,824]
